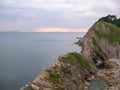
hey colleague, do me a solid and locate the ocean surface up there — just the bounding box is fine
[0,32,85,90]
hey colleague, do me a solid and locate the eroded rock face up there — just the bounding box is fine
[76,21,120,90]
[77,22,120,68]
[95,58,120,90]
[21,21,120,90]
[20,53,96,90]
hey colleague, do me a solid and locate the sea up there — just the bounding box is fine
[0,32,85,90]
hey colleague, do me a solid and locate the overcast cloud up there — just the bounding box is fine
[0,0,120,32]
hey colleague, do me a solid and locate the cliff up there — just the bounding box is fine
[76,21,120,90]
[77,21,120,68]
[20,52,96,90]
[21,16,120,90]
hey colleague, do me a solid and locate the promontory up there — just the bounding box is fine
[20,15,120,90]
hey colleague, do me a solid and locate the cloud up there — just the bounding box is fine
[1,0,119,17]
[0,0,120,32]
[1,0,119,15]
[36,27,88,32]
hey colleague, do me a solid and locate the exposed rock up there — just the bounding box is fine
[77,21,120,68]
[76,21,120,90]
[20,52,96,90]
[21,20,120,90]
[96,58,120,90]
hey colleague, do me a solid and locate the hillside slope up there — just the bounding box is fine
[21,21,120,90]
[20,53,96,90]
[77,21,120,68]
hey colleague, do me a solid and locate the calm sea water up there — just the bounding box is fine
[0,32,85,90]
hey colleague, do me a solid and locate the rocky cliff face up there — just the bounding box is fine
[20,53,96,90]
[76,21,120,90]
[77,21,120,68]
[21,21,120,90]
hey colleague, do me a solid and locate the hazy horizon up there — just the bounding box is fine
[0,31,87,33]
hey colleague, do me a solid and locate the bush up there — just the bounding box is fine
[99,15,120,28]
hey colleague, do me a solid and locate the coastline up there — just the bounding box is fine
[20,20,120,90]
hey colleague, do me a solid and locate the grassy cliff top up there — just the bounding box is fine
[60,52,92,69]
[94,21,120,44]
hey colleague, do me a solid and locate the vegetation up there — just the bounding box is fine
[97,45,103,55]
[92,37,104,56]
[99,15,120,27]
[92,36,108,59]
[49,73,63,84]
[61,52,91,69]
[92,37,97,46]
[94,21,120,44]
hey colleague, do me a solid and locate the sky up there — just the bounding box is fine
[0,0,120,32]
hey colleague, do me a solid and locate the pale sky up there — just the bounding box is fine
[0,0,120,32]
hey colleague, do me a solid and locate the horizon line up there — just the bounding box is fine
[0,31,87,33]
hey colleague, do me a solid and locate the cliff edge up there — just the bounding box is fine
[77,21,120,68]
[20,52,96,90]
[21,15,120,90]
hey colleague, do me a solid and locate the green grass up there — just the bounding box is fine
[91,35,108,58]
[94,30,103,39]
[61,52,91,69]
[94,21,120,44]
[49,73,63,84]
[92,37,97,46]
[97,45,103,54]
